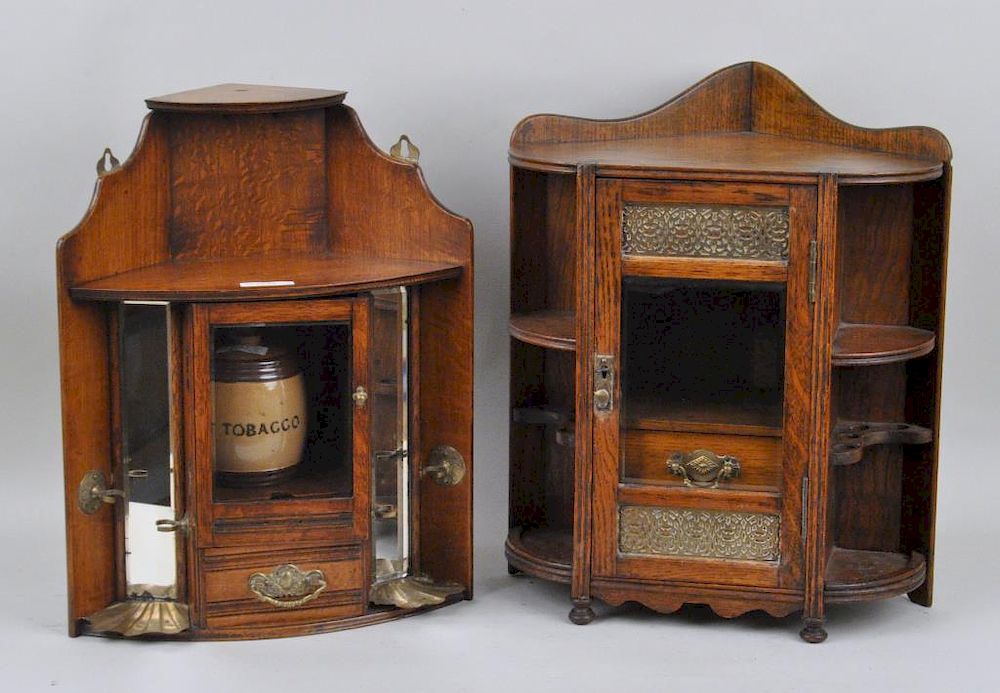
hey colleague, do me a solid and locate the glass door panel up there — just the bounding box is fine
[211,321,353,503]
[621,278,786,441]
[190,299,364,549]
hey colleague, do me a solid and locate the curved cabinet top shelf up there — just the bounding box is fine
[509,132,943,184]
[510,62,949,185]
[146,83,347,114]
[832,324,936,366]
[70,255,463,302]
[509,310,576,351]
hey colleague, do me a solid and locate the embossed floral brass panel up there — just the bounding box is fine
[619,505,780,561]
[622,204,789,260]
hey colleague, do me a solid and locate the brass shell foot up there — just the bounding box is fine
[85,587,190,637]
[799,617,828,643]
[569,600,595,625]
[370,574,464,609]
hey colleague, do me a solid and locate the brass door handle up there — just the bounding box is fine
[422,445,466,486]
[77,470,124,514]
[666,449,741,488]
[594,388,612,411]
[248,564,327,608]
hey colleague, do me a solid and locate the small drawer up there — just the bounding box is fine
[201,544,364,629]
[622,429,781,490]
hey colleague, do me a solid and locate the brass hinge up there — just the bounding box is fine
[594,354,614,413]
[375,448,408,462]
[801,476,809,543]
[808,240,818,304]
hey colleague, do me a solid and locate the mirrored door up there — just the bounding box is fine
[84,302,190,636]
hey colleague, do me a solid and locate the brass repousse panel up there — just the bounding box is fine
[619,505,780,561]
[622,204,789,261]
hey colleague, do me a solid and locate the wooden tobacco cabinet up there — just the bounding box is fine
[57,84,473,639]
[506,62,950,642]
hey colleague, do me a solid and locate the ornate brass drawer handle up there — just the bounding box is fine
[666,449,741,488]
[248,564,327,608]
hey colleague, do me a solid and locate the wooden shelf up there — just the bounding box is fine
[70,254,463,302]
[625,390,783,437]
[505,526,572,584]
[830,421,933,466]
[510,132,943,184]
[824,547,926,603]
[509,310,576,351]
[832,324,936,366]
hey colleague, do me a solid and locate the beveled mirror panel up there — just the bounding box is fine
[371,287,410,585]
[119,302,178,596]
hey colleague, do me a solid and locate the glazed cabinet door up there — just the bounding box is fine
[186,298,370,630]
[187,298,370,549]
[592,180,816,590]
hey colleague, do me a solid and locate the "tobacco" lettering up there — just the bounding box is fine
[218,416,302,437]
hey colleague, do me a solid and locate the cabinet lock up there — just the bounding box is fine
[594,355,615,413]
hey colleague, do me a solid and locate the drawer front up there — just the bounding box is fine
[623,430,781,491]
[208,501,357,548]
[200,544,364,629]
[618,504,781,562]
[608,490,784,587]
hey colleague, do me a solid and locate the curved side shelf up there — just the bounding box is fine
[832,324,935,366]
[824,547,926,603]
[830,421,934,466]
[509,310,576,351]
[505,526,572,584]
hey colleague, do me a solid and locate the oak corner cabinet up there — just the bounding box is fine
[56,84,473,639]
[506,62,950,642]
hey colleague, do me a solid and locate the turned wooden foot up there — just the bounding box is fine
[507,564,522,576]
[799,617,828,643]
[569,600,595,625]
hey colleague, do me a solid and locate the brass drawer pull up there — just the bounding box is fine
[666,449,741,488]
[248,564,327,608]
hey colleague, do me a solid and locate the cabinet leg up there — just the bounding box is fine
[568,599,595,625]
[799,617,828,643]
[507,564,522,576]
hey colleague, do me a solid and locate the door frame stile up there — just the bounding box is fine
[571,163,598,622]
[802,173,839,641]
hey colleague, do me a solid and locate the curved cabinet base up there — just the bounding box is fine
[80,595,468,640]
[592,579,802,619]
[507,531,929,633]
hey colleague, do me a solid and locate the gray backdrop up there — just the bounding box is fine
[1,1,997,691]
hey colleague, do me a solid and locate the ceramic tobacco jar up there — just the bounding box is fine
[213,333,307,486]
